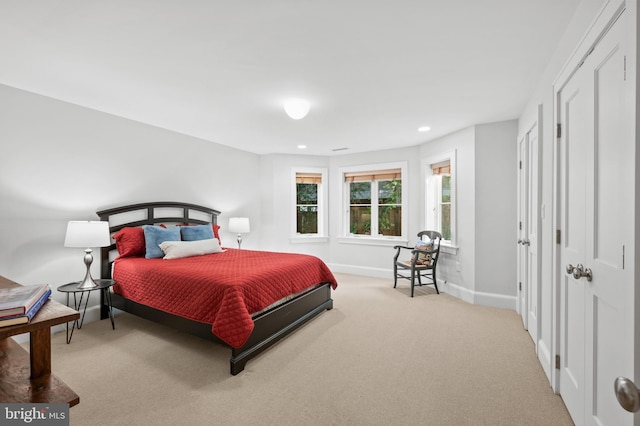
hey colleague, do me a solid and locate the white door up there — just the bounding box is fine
[558,11,634,425]
[517,136,529,329]
[517,122,540,348]
[558,53,588,425]
[525,124,539,347]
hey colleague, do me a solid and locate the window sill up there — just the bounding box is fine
[290,236,329,244]
[337,236,409,247]
[440,243,458,255]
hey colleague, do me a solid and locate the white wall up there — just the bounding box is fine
[0,84,261,313]
[417,121,518,309]
[258,153,330,258]
[256,146,422,277]
[475,121,518,299]
[326,146,421,277]
[419,126,476,295]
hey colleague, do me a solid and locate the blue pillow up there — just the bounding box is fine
[180,224,214,242]
[143,225,180,259]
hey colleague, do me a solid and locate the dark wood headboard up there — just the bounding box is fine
[96,201,221,279]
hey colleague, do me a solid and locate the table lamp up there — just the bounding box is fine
[228,217,250,249]
[64,221,111,289]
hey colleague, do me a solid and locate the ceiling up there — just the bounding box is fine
[0,1,580,156]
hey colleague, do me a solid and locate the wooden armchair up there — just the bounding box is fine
[393,231,442,297]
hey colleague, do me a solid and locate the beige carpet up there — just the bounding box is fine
[44,273,573,425]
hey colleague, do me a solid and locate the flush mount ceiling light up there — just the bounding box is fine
[284,98,310,120]
[297,144,307,149]
[418,126,431,132]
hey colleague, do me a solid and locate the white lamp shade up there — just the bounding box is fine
[283,98,310,120]
[228,217,250,233]
[64,221,111,248]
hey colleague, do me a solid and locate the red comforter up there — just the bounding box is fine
[112,248,337,348]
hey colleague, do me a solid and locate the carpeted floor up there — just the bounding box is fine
[43,273,573,425]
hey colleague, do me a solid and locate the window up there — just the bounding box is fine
[292,168,327,240]
[296,172,320,234]
[342,163,407,241]
[425,152,456,246]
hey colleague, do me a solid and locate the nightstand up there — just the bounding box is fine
[57,279,116,343]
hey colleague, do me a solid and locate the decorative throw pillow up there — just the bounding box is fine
[178,224,222,245]
[212,224,221,245]
[413,239,434,265]
[180,224,215,241]
[159,238,224,259]
[113,227,145,258]
[143,225,180,259]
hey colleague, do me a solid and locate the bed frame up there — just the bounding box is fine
[96,201,333,375]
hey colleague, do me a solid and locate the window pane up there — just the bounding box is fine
[441,175,451,203]
[297,183,318,204]
[378,179,402,204]
[378,206,401,236]
[297,206,318,234]
[350,182,371,204]
[441,203,451,240]
[350,206,371,235]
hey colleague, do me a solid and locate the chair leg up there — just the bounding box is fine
[393,263,398,288]
[410,269,415,297]
[433,269,439,294]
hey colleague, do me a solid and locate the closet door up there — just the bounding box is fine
[525,123,540,348]
[517,122,540,348]
[558,11,634,424]
[517,135,529,329]
[558,60,588,425]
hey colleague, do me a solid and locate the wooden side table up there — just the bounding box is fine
[0,275,80,406]
[57,279,116,344]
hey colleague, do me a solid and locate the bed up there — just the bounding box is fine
[97,201,337,375]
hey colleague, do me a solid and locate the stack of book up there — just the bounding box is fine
[0,284,51,327]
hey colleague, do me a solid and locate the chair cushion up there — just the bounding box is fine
[398,260,432,269]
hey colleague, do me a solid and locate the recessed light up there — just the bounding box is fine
[418,126,431,132]
[297,145,307,149]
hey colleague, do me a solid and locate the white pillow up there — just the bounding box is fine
[159,238,224,259]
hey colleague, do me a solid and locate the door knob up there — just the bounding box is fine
[572,264,593,282]
[566,264,575,274]
[522,240,530,246]
[517,239,523,244]
[614,376,640,412]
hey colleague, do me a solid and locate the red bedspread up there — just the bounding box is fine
[112,248,337,348]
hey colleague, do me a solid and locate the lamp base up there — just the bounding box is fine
[77,276,99,290]
[76,248,99,289]
[237,234,243,249]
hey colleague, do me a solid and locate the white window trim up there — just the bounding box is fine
[423,151,458,252]
[339,161,408,244]
[291,167,328,242]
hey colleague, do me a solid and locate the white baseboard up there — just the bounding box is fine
[328,263,517,311]
[442,281,516,310]
[327,263,391,279]
[538,339,553,383]
[440,280,475,304]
